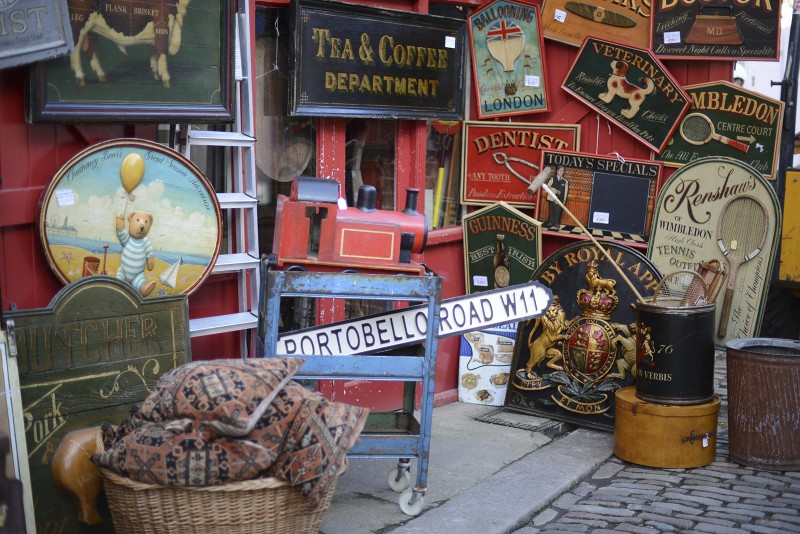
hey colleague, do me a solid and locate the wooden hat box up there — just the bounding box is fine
[614,387,720,468]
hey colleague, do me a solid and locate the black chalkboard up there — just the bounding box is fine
[588,172,650,235]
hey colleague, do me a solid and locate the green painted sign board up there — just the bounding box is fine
[462,201,542,294]
[562,37,690,154]
[5,277,190,534]
[655,81,784,179]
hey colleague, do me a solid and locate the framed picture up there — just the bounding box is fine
[540,0,650,49]
[537,149,662,245]
[461,121,580,207]
[468,0,549,119]
[28,0,235,122]
[39,139,222,297]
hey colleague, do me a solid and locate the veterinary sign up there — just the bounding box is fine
[277,281,553,356]
[652,0,780,61]
[5,277,190,534]
[289,0,466,120]
[656,81,784,179]
[0,0,73,69]
[562,37,690,154]
[468,0,549,119]
[647,157,781,347]
[540,0,651,49]
[462,202,542,294]
[461,121,580,207]
[539,149,662,243]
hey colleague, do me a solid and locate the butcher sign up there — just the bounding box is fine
[278,281,553,356]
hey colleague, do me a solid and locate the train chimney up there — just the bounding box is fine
[356,185,377,212]
[402,188,420,216]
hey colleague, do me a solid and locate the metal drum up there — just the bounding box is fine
[634,271,717,405]
[726,338,800,471]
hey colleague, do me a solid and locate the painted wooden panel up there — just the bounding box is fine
[5,277,190,533]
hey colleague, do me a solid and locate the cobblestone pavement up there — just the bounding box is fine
[513,352,800,534]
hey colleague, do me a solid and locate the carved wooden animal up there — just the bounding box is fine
[68,0,191,87]
[585,262,616,295]
[50,427,104,526]
[525,297,568,375]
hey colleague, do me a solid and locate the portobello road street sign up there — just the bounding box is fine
[277,280,553,356]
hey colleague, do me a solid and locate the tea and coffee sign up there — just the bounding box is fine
[289,0,466,119]
[461,121,581,207]
[562,37,690,154]
[652,0,781,60]
[647,157,781,347]
[657,81,784,179]
[468,0,549,119]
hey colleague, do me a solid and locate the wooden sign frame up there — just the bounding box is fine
[561,37,690,154]
[0,0,73,70]
[537,150,662,245]
[289,0,467,120]
[467,0,550,119]
[39,139,222,298]
[461,121,581,207]
[29,0,235,123]
[647,157,782,347]
[5,277,191,533]
[651,1,781,61]
[655,81,784,180]
[540,0,651,49]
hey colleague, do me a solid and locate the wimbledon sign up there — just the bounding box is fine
[278,281,552,355]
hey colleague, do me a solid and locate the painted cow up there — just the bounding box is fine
[68,0,191,88]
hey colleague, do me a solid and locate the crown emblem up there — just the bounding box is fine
[576,261,619,319]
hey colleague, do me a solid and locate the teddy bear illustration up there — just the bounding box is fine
[116,211,156,296]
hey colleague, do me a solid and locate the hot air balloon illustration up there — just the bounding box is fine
[485,20,525,95]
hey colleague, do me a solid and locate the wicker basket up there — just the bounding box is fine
[99,468,337,534]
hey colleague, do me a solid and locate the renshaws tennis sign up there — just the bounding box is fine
[278,281,552,355]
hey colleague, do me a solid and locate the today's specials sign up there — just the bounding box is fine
[289,0,467,119]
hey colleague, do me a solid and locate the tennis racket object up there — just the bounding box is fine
[716,195,769,337]
[680,113,751,153]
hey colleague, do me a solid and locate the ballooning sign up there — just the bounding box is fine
[468,0,549,119]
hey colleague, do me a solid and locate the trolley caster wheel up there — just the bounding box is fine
[399,488,425,516]
[387,465,412,492]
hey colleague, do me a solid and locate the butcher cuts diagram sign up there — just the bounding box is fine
[647,157,781,347]
[656,81,784,179]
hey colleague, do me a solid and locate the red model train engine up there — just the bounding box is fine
[272,176,428,273]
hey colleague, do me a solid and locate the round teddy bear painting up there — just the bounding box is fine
[39,139,222,297]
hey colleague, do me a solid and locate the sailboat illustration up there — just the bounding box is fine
[159,257,184,288]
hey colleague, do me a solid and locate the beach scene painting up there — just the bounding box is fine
[39,139,222,297]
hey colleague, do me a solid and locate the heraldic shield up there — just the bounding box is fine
[506,239,666,431]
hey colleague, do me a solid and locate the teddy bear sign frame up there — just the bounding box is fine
[39,139,222,297]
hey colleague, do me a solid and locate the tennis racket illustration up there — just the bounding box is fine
[680,113,750,153]
[716,195,768,337]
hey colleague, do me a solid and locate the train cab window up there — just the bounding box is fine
[425,121,463,229]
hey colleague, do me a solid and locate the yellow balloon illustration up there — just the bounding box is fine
[120,153,145,194]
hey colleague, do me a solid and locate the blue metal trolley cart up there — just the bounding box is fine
[259,265,443,515]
